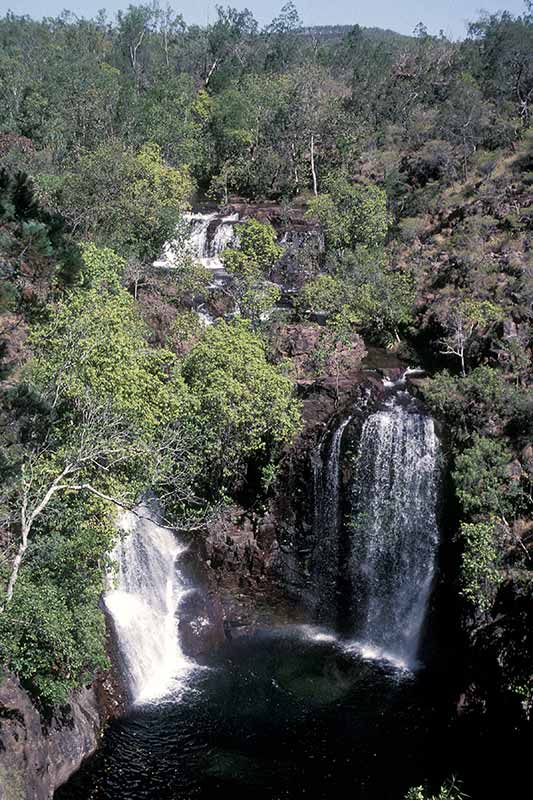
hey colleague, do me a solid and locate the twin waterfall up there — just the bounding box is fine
[104,506,190,704]
[312,382,441,668]
[105,375,440,707]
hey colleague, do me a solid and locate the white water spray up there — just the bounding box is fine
[104,506,191,704]
[350,390,440,666]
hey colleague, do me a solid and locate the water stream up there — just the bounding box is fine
[310,415,352,621]
[104,505,191,704]
[350,389,440,667]
[154,211,239,282]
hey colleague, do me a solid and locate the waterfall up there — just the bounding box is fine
[310,417,351,620]
[183,211,238,274]
[153,211,239,282]
[104,505,191,704]
[350,391,440,666]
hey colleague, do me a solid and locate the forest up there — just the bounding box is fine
[0,3,532,799]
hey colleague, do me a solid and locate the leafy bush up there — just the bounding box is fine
[424,367,527,442]
[30,246,190,433]
[299,275,346,315]
[306,175,389,254]
[0,494,115,705]
[0,169,82,325]
[222,218,282,278]
[453,435,516,518]
[182,320,301,494]
[459,521,503,613]
[60,141,192,261]
[404,780,467,800]
[222,219,283,325]
[299,253,414,346]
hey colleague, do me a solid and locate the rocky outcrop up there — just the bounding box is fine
[271,322,367,389]
[191,347,385,635]
[0,674,101,800]
[176,545,226,659]
[0,628,126,800]
[224,200,324,290]
[459,575,533,725]
[196,507,305,635]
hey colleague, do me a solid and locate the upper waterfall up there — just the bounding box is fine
[184,211,238,272]
[349,389,440,667]
[104,504,191,704]
[153,211,239,283]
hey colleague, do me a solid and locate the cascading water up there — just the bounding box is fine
[349,388,440,666]
[104,505,191,704]
[57,377,477,800]
[184,211,238,274]
[153,211,239,282]
[310,417,352,620]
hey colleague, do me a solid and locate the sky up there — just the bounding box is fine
[1,0,528,39]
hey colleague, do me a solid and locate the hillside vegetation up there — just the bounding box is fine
[0,2,531,718]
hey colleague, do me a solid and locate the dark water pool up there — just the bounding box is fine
[55,628,517,800]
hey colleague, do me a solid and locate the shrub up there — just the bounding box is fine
[453,435,518,519]
[459,521,503,613]
[182,320,301,494]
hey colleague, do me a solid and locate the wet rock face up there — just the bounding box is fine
[460,577,533,724]
[176,546,226,660]
[0,673,101,799]
[272,228,324,291]
[191,371,384,635]
[224,200,324,291]
[177,586,225,660]
[200,509,296,633]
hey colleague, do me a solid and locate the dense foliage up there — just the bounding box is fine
[0,1,531,720]
[405,781,467,800]
[183,320,300,494]
[0,241,298,703]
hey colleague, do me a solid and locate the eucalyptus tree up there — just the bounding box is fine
[468,5,533,125]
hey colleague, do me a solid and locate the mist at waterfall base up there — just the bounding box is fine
[103,506,192,704]
[56,383,498,800]
[350,391,440,667]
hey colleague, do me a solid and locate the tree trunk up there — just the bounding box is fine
[291,142,299,193]
[3,526,29,608]
[310,134,318,196]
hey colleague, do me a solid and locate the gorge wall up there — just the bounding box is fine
[0,664,123,800]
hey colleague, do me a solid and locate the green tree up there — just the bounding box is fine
[423,367,530,443]
[60,141,193,261]
[437,297,504,375]
[30,277,188,432]
[459,521,503,613]
[222,219,283,325]
[182,320,300,494]
[299,262,414,346]
[0,493,115,705]
[1,246,195,613]
[299,275,346,316]
[0,169,81,318]
[307,176,390,255]
[468,8,533,125]
[453,435,518,519]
